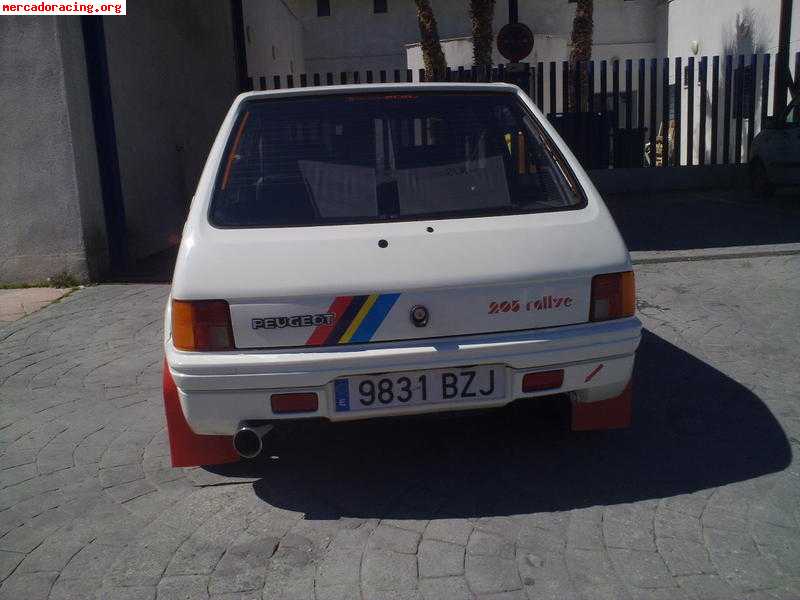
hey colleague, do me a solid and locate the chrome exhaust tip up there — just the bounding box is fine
[233,421,274,459]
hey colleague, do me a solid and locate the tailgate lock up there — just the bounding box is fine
[410,305,429,327]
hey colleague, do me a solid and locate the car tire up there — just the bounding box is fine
[750,160,775,198]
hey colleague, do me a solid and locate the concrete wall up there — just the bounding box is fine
[0,17,107,284]
[102,0,240,262]
[243,0,305,80]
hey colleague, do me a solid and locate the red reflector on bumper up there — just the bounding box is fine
[522,370,564,393]
[270,393,319,414]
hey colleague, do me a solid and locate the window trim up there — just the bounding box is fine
[207,91,588,230]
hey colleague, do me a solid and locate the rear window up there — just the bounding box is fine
[210,91,584,227]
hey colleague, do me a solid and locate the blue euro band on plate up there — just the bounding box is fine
[334,379,350,412]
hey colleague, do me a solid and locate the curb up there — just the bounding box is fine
[631,243,800,264]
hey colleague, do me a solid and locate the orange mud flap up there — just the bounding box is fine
[570,383,632,431]
[163,359,239,467]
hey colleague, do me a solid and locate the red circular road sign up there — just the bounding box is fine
[496,22,534,63]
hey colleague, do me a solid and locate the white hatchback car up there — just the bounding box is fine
[163,83,642,467]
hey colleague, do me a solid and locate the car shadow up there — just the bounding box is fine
[207,329,791,519]
[605,190,800,252]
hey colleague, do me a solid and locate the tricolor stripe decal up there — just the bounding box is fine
[305,293,400,346]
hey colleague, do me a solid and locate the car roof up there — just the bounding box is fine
[236,82,520,104]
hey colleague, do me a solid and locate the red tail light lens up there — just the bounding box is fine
[590,272,636,322]
[522,370,564,393]
[171,300,234,351]
[271,393,319,414]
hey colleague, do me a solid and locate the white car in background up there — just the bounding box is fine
[162,83,642,467]
[750,96,800,197]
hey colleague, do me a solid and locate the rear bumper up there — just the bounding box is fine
[166,317,641,435]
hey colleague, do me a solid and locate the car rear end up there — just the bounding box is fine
[163,83,641,466]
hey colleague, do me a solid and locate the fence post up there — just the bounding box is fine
[600,60,607,116]
[612,60,620,131]
[699,57,707,166]
[734,54,744,164]
[723,55,732,164]
[760,55,771,131]
[260,76,267,90]
[537,62,544,109]
[313,73,321,86]
[637,59,645,130]
[711,56,719,164]
[587,60,595,114]
[674,57,682,166]
[625,59,632,129]
[662,57,669,167]
[549,62,557,116]
[649,58,656,166]
[747,54,757,155]
[687,57,695,166]
[300,73,307,87]
[287,74,294,88]
[271,75,279,89]
[793,52,800,121]
[561,61,569,112]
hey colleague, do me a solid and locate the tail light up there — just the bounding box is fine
[171,300,235,351]
[590,272,636,322]
[522,370,564,393]
[271,393,319,414]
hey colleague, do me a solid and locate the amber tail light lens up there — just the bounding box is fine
[172,300,235,351]
[589,272,636,322]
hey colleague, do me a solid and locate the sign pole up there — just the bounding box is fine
[508,0,518,24]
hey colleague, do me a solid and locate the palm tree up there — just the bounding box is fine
[470,0,496,76]
[568,0,593,111]
[414,0,447,81]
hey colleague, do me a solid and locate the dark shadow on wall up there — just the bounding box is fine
[605,190,800,252]
[206,329,791,519]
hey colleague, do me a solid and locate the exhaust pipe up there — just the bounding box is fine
[233,421,274,459]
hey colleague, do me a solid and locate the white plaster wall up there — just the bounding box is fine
[666,0,781,58]
[271,0,661,78]
[664,0,792,167]
[243,0,305,81]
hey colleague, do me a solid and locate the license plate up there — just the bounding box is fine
[334,365,505,412]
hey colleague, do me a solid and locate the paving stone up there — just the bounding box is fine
[418,539,464,578]
[419,576,473,600]
[465,554,520,594]
[157,574,211,599]
[424,519,473,546]
[362,548,418,590]
[0,550,24,580]
[656,537,714,576]
[607,548,673,589]
[0,570,58,600]
[675,573,738,599]
[467,529,515,559]
[367,524,421,554]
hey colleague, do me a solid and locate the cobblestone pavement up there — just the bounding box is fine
[0,256,798,600]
